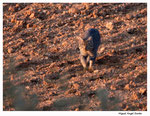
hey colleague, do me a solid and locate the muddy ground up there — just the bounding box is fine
[3,3,147,111]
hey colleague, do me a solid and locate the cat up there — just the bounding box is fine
[78,28,101,72]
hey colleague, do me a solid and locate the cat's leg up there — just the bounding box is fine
[80,55,88,70]
[88,56,96,72]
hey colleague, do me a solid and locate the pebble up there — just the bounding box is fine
[29,13,35,18]
[25,86,30,90]
[75,108,79,111]
[110,85,116,90]
[131,92,138,100]
[139,88,146,95]
[94,70,99,73]
[69,8,79,14]
[73,83,80,90]
[106,22,113,30]
[124,84,130,90]
[8,48,13,53]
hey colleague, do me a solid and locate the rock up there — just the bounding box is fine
[16,20,23,25]
[124,84,130,90]
[81,10,86,15]
[49,91,57,96]
[69,8,79,14]
[8,6,14,12]
[10,75,14,81]
[27,10,32,15]
[75,91,81,96]
[110,85,116,90]
[26,24,30,28]
[94,70,99,73]
[11,18,16,23]
[15,54,25,60]
[25,86,30,90]
[126,14,133,19]
[115,17,120,21]
[33,24,37,28]
[139,88,146,95]
[106,22,113,30]
[131,92,138,100]
[58,5,62,10]
[62,41,67,46]
[29,13,35,18]
[129,81,136,87]
[93,9,98,18]
[75,108,79,111]
[85,4,92,10]
[73,83,80,90]
[8,48,13,53]
[45,56,48,60]
[15,4,20,7]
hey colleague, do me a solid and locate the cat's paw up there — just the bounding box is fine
[83,67,88,72]
[88,67,94,73]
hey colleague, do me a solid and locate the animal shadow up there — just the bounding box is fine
[96,54,123,68]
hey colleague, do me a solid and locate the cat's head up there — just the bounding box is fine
[78,36,93,51]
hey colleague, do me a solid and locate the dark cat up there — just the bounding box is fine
[78,28,101,72]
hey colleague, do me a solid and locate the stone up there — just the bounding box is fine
[94,70,99,73]
[131,92,138,100]
[106,22,113,30]
[75,108,79,111]
[110,85,116,90]
[25,86,30,90]
[8,48,13,53]
[126,14,133,19]
[139,88,146,95]
[11,18,16,23]
[73,83,80,90]
[69,8,79,14]
[29,13,35,18]
[124,84,130,90]
[26,24,30,28]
